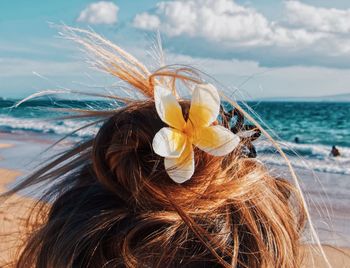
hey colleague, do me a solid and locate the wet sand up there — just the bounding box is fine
[0,168,38,266]
[0,138,349,267]
[302,245,350,267]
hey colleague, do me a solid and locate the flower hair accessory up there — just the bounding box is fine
[152,83,240,183]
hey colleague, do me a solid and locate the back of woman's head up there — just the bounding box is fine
[8,28,307,268]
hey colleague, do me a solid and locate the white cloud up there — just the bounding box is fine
[77,1,119,25]
[133,0,273,45]
[286,1,350,34]
[133,13,160,30]
[132,0,350,56]
[162,53,350,99]
[2,48,349,99]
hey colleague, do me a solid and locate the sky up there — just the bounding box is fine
[1,0,350,99]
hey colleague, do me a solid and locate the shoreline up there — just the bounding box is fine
[1,136,350,267]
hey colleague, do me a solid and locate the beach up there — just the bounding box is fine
[0,134,52,267]
[0,168,26,266]
[0,133,349,267]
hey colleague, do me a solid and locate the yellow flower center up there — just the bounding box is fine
[182,122,195,142]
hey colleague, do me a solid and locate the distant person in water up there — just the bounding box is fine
[294,137,300,143]
[331,145,341,157]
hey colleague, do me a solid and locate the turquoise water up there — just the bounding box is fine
[247,102,350,175]
[0,99,349,174]
[250,102,350,147]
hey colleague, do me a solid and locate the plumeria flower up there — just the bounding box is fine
[152,83,240,183]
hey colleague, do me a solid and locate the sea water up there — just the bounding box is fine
[0,99,349,175]
[0,98,349,246]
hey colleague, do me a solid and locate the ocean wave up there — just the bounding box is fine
[1,115,349,175]
[256,140,350,175]
[0,116,99,138]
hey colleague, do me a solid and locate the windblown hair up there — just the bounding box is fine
[3,28,308,267]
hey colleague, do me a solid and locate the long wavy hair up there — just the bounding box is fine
[1,27,320,267]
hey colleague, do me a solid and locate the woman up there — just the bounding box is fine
[2,27,327,268]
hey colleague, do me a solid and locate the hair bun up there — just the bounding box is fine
[92,102,226,212]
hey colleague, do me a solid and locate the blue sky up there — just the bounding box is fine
[1,0,350,99]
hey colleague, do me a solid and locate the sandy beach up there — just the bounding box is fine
[0,168,25,266]
[0,140,49,267]
[0,136,349,267]
[0,144,13,149]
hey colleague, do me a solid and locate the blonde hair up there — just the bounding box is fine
[2,27,331,267]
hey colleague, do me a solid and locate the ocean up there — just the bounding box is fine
[0,98,349,247]
[250,102,350,176]
[0,99,349,175]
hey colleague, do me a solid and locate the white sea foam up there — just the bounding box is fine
[0,116,99,138]
[256,140,350,175]
[1,115,350,175]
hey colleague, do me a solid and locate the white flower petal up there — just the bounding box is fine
[152,127,187,158]
[154,85,186,130]
[193,125,240,156]
[237,129,258,138]
[188,83,220,128]
[164,143,194,183]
